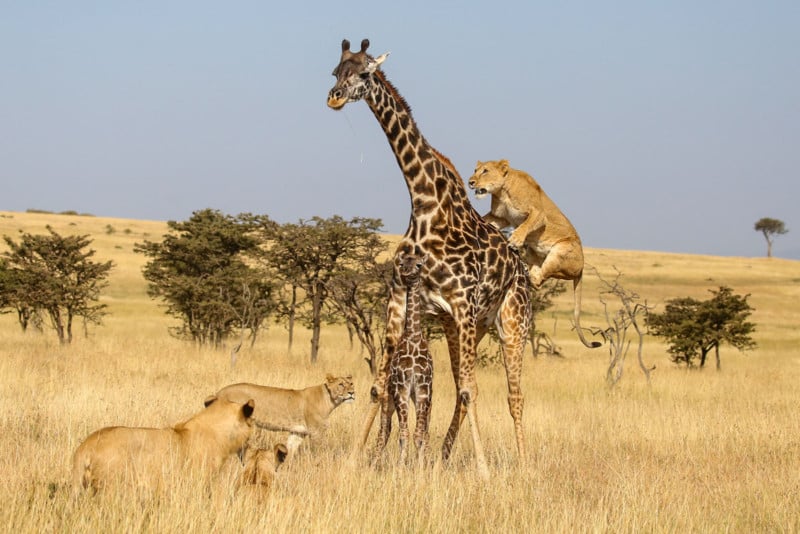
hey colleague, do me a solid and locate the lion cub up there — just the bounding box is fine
[237,443,289,491]
[468,159,600,348]
[214,374,355,455]
[72,396,255,492]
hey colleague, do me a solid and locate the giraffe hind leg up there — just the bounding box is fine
[413,389,432,467]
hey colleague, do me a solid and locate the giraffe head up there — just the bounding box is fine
[396,251,428,286]
[327,39,389,110]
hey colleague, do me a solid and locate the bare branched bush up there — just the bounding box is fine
[588,266,655,387]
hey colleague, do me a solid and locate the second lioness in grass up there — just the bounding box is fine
[468,159,601,348]
[214,374,355,454]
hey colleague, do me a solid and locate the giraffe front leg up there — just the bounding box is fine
[357,289,405,453]
[455,316,490,479]
[396,394,410,465]
[371,393,394,463]
[413,391,432,468]
[440,318,465,464]
[463,388,490,480]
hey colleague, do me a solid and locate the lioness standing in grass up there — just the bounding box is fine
[468,159,600,348]
[72,396,255,492]
[214,374,355,455]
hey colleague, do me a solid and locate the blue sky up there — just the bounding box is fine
[2,1,798,258]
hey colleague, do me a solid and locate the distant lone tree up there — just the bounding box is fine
[0,227,113,344]
[648,286,756,370]
[754,217,788,258]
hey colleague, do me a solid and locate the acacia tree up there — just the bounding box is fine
[326,253,392,374]
[0,227,113,344]
[648,286,756,370]
[754,217,788,258]
[257,215,384,364]
[135,209,275,347]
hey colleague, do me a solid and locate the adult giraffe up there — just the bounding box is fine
[327,38,531,478]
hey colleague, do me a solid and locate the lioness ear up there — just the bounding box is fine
[325,373,335,382]
[499,159,510,175]
[274,443,289,466]
[242,399,255,419]
[204,395,218,407]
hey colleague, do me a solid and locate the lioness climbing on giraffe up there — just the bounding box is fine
[468,159,601,349]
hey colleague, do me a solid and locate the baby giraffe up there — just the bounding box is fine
[377,251,433,466]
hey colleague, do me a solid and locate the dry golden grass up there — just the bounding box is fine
[1,210,799,533]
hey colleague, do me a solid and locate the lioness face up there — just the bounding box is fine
[325,374,355,405]
[468,160,509,199]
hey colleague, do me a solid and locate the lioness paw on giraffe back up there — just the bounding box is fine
[468,159,601,349]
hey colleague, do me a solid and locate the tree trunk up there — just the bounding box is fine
[309,286,322,363]
[715,343,721,371]
[47,308,66,344]
[66,312,74,344]
[287,285,296,352]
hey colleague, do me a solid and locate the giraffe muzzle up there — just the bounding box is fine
[327,89,347,110]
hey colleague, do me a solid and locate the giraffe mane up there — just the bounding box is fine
[374,71,416,128]
[374,71,469,199]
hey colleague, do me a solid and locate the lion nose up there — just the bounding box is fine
[468,179,476,189]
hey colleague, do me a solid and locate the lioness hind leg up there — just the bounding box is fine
[528,265,544,288]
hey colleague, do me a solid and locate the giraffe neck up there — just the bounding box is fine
[365,72,471,226]
[403,279,422,336]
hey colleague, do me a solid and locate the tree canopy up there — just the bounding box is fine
[648,286,756,370]
[135,209,275,347]
[754,217,788,258]
[0,226,113,343]
[254,215,385,363]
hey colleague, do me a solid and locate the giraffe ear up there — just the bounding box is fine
[365,52,390,73]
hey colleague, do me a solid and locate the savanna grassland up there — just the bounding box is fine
[1,210,799,533]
